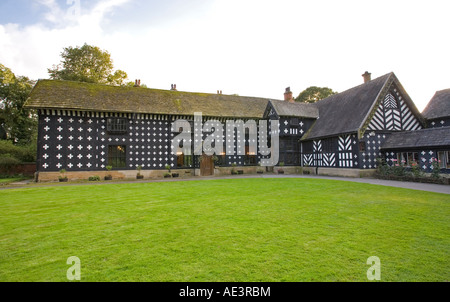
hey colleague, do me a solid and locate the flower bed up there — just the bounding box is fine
[375,158,449,185]
[375,173,449,185]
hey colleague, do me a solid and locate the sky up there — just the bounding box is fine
[0,0,449,111]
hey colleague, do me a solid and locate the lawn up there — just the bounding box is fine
[0,178,448,282]
[0,177,29,185]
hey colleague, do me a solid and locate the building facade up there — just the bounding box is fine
[24,72,450,181]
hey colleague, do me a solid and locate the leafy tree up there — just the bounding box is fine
[0,63,37,146]
[48,43,129,85]
[295,86,337,103]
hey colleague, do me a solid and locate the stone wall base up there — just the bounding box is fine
[315,167,377,178]
[36,169,194,182]
[35,167,379,182]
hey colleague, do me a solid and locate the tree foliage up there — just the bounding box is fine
[295,86,337,103]
[0,63,37,145]
[48,43,129,86]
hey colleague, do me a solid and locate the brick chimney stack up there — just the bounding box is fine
[284,87,294,103]
[362,71,371,83]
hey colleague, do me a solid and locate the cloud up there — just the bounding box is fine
[0,0,449,111]
[0,0,132,79]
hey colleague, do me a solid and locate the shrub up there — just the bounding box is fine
[88,176,101,181]
[410,161,423,178]
[430,158,441,179]
[0,140,36,162]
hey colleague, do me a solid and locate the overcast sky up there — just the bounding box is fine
[1,0,449,111]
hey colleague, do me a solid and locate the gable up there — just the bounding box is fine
[302,73,392,141]
[366,83,422,132]
[263,101,279,119]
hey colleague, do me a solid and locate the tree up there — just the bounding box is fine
[48,43,129,86]
[295,86,337,103]
[0,63,37,145]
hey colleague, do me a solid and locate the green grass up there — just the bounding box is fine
[0,177,29,185]
[0,178,448,282]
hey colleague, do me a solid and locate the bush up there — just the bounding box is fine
[88,176,101,181]
[410,161,423,178]
[0,140,36,162]
[430,158,441,179]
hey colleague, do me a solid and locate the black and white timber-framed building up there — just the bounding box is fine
[24,71,450,181]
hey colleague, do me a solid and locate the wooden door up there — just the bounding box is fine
[200,154,214,176]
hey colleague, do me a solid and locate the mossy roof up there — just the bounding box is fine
[269,100,319,118]
[381,126,450,149]
[302,73,394,140]
[422,89,450,120]
[24,80,277,119]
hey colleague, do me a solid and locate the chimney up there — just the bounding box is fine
[362,71,371,83]
[284,87,294,103]
[171,84,177,91]
[134,79,141,87]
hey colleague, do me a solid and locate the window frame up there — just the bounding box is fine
[396,152,419,167]
[437,151,450,169]
[107,118,128,134]
[107,145,127,169]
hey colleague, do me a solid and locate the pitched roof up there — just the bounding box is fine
[268,100,319,118]
[301,73,393,140]
[380,127,450,149]
[24,80,274,119]
[422,89,450,120]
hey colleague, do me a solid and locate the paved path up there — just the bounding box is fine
[2,174,449,194]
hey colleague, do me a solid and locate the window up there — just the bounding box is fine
[107,118,128,134]
[244,146,257,165]
[437,151,450,169]
[448,152,450,169]
[281,137,299,165]
[176,145,193,168]
[108,145,126,168]
[290,118,299,127]
[322,138,335,153]
[396,152,419,166]
[359,142,366,152]
[215,154,226,166]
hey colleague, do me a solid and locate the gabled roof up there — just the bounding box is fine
[24,80,274,119]
[301,72,423,140]
[381,126,450,149]
[267,100,319,119]
[422,89,450,120]
[302,73,393,140]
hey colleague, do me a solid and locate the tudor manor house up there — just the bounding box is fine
[24,71,450,181]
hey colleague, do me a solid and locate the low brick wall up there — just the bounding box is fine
[36,166,381,182]
[215,166,303,176]
[317,167,377,178]
[37,171,126,182]
[36,168,195,182]
[0,163,36,176]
